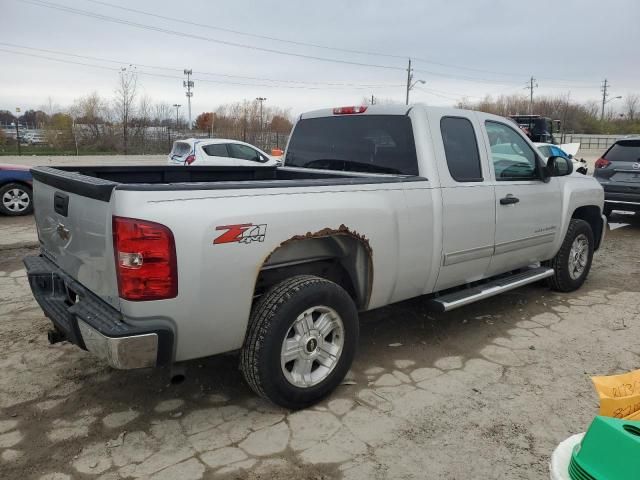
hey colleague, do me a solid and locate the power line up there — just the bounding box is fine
[19,0,405,72]
[78,0,599,85]
[17,0,596,89]
[0,41,401,88]
[0,47,403,91]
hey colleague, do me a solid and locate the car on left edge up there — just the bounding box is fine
[0,164,33,216]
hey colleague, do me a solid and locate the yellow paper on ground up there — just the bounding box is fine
[592,369,640,419]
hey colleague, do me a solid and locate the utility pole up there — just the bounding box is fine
[256,97,266,147]
[405,59,412,105]
[601,79,609,121]
[173,104,181,131]
[371,94,375,105]
[183,69,193,129]
[525,76,538,114]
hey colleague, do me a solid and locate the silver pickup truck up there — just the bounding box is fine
[24,105,605,409]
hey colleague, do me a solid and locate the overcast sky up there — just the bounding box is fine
[1,0,639,119]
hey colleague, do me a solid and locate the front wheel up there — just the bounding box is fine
[0,183,33,216]
[240,275,358,410]
[544,219,594,292]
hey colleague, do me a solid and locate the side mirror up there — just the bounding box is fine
[546,155,573,177]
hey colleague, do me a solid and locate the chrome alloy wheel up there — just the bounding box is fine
[568,233,589,280]
[280,305,344,388]
[2,187,30,213]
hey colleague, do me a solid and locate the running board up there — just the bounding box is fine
[427,266,554,312]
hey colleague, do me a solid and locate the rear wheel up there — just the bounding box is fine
[545,219,594,292]
[240,275,358,410]
[0,183,33,216]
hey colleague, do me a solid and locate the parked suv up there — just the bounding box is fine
[593,138,640,216]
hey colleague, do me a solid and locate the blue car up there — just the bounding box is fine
[0,164,33,216]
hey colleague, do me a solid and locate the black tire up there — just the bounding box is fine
[544,219,594,292]
[240,275,358,410]
[0,183,33,216]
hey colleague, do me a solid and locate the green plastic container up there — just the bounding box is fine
[569,416,640,480]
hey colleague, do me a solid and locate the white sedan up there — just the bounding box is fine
[168,138,280,167]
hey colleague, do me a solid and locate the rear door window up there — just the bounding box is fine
[604,140,640,163]
[285,115,419,175]
[202,144,229,157]
[440,116,483,182]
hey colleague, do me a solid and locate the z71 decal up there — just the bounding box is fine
[214,223,267,244]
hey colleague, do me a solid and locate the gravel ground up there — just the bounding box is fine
[0,211,639,480]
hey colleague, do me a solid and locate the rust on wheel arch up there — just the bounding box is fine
[262,224,373,307]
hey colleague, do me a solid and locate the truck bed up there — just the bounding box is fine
[31,165,421,201]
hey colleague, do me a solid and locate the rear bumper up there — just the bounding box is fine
[24,254,173,369]
[604,198,640,212]
[602,187,640,211]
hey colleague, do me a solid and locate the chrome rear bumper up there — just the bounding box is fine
[24,254,173,369]
[78,320,159,369]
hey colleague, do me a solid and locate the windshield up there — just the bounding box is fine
[285,115,419,175]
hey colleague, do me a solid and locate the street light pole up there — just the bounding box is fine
[15,107,21,155]
[173,104,181,130]
[256,97,267,147]
[405,60,426,105]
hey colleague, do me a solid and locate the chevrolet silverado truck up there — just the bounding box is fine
[24,105,606,409]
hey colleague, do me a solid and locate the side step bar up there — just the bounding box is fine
[427,266,554,312]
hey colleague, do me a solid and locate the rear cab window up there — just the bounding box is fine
[440,116,483,182]
[285,115,419,175]
[604,140,640,163]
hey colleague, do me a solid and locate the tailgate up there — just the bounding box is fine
[31,167,120,309]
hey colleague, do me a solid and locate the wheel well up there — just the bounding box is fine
[255,234,373,309]
[1,180,32,190]
[572,205,603,250]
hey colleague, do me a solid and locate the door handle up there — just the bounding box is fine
[500,195,520,205]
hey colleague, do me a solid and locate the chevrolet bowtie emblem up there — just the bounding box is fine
[56,223,70,240]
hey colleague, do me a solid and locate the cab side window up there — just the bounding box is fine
[440,116,483,182]
[485,121,539,181]
[228,144,265,162]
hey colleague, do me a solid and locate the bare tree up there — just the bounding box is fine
[624,93,639,121]
[71,92,108,143]
[114,68,138,154]
[154,102,172,126]
[135,95,152,154]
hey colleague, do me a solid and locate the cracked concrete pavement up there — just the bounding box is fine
[1,210,639,479]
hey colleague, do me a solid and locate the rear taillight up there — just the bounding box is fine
[112,216,178,301]
[185,154,196,165]
[595,157,611,169]
[333,106,368,115]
